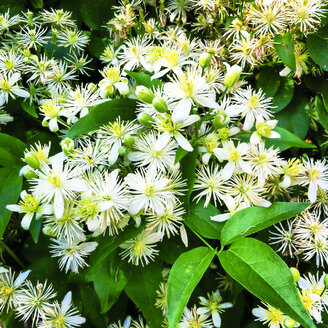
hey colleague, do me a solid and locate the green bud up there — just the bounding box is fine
[224,64,242,89]
[137,112,155,127]
[88,83,97,93]
[24,152,40,169]
[42,224,57,237]
[124,135,135,147]
[135,86,155,104]
[283,318,296,328]
[324,274,328,288]
[42,120,49,127]
[199,52,211,69]
[60,138,74,156]
[213,111,230,129]
[23,168,38,180]
[290,267,300,283]
[118,146,127,156]
[152,97,168,113]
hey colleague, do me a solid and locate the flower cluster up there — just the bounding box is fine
[0,267,84,327]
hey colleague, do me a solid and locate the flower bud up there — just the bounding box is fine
[199,52,211,69]
[152,97,168,113]
[88,83,97,93]
[118,146,127,157]
[213,111,230,129]
[22,167,38,180]
[135,86,155,104]
[42,224,57,237]
[137,112,155,127]
[284,318,296,328]
[224,64,242,89]
[60,138,74,156]
[324,274,328,288]
[290,267,300,283]
[124,135,135,147]
[24,152,40,169]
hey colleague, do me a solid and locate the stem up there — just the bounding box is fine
[0,240,25,268]
[191,229,214,251]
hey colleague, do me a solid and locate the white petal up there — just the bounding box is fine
[221,162,235,180]
[212,311,222,328]
[21,212,34,230]
[14,270,30,287]
[211,213,230,222]
[154,132,171,152]
[174,132,193,152]
[172,98,192,123]
[308,181,317,203]
[108,141,120,165]
[62,292,72,314]
[250,132,262,145]
[54,190,64,219]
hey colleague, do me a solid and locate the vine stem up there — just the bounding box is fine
[0,240,25,268]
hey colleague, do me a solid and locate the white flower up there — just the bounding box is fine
[41,291,86,328]
[98,118,140,165]
[252,303,286,328]
[0,268,30,311]
[226,174,271,208]
[299,288,323,322]
[17,280,56,324]
[125,168,174,216]
[179,306,213,328]
[0,72,29,106]
[6,191,53,230]
[296,158,328,203]
[298,272,327,303]
[86,169,129,232]
[164,67,219,122]
[120,230,159,266]
[247,142,282,187]
[194,165,227,207]
[214,140,252,180]
[250,118,280,145]
[302,238,328,267]
[154,113,200,152]
[39,97,62,132]
[128,132,178,172]
[50,238,98,273]
[198,290,232,327]
[31,153,87,219]
[227,86,273,130]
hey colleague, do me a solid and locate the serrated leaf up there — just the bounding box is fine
[66,99,137,138]
[274,33,296,71]
[265,126,316,151]
[123,261,163,328]
[125,70,162,89]
[219,238,316,328]
[220,202,310,246]
[184,200,224,239]
[167,247,216,328]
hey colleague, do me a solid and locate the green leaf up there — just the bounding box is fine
[0,133,26,160]
[219,238,316,328]
[265,126,316,151]
[125,70,162,89]
[167,247,216,328]
[66,99,137,138]
[123,261,163,328]
[315,96,328,132]
[220,202,310,246]
[31,0,43,9]
[21,101,38,118]
[0,168,23,238]
[306,25,328,71]
[271,77,294,112]
[89,222,145,267]
[274,33,296,71]
[86,252,127,314]
[275,90,310,139]
[80,0,114,30]
[184,200,224,239]
[256,67,280,98]
[180,147,198,211]
[174,147,189,165]
[29,217,43,243]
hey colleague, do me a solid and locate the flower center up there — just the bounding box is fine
[20,194,39,212]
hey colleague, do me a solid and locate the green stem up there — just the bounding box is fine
[191,229,214,251]
[0,240,25,268]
